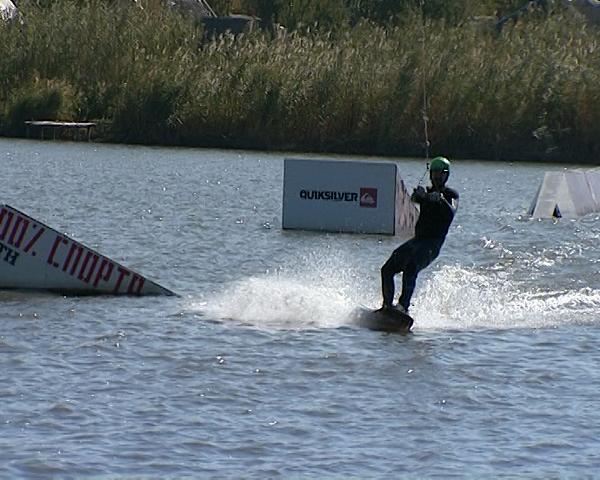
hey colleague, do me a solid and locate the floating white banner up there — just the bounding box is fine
[282,158,417,235]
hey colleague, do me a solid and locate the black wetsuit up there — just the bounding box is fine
[381,185,459,312]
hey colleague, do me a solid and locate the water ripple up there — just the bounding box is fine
[2,141,600,478]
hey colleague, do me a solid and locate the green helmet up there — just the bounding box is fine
[430,156,450,173]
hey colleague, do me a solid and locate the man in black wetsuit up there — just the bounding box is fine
[381,156,459,314]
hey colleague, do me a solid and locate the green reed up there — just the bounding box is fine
[1,0,598,161]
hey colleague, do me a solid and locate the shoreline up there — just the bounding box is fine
[2,133,594,166]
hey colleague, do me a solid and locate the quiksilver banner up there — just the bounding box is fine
[282,158,418,235]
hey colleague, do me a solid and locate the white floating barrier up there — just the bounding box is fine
[0,204,175,295]
[282,158,418,235]
[529,169,600,218]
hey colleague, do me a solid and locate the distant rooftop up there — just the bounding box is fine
[564,0,600,23]
[167,0,216,18]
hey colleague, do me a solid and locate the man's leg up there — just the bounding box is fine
[381,257,398,308]
[380,241,413,308]
[397,240,441,312]
[398,266,418,312]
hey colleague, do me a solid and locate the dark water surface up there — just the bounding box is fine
[2,139,600,478]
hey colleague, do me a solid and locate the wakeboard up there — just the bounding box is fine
[355,306,414,334]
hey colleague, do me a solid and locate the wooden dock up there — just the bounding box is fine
[25,120,96,141]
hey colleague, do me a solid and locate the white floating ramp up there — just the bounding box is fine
[282,158,418,235]
[528,169,600,218]
[0,204,175,295]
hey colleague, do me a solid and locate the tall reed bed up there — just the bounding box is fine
[0,0,200,141]
[1,0,598,161]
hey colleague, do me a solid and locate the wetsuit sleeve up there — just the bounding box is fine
[411,186,427,203]
[412,187,459,216]
[442,188,459,215]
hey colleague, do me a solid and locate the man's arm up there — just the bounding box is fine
[433,193,457,217]
[446,196,459,216]
[443,190,459,216]
[412,187,459,215]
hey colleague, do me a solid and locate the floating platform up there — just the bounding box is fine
[0,204,174,296]
[25,121,96,141]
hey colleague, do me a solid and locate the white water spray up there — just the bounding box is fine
[195,252,374,331]
[413,265,600,331]
[192,260,600,332]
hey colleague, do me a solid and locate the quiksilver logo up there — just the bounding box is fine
[360,188,378,208]
[299,190,358,202]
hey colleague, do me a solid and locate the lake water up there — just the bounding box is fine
[2,138,600,478]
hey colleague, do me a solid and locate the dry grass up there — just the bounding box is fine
[1,0,598,161]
